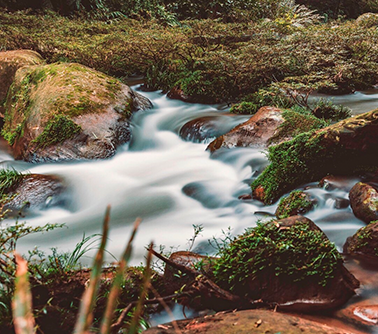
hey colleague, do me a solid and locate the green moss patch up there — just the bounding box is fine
[32,115,82,148]
[0,169,25,196]
[212,219,343,292]
[276,190,314,218]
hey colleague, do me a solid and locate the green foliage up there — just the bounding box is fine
[251,131,330,204]
[275,190,314,218]
[312,98,352,121]
[0,169,25,196]
[32,115,82,148]
[212,219,343,292]
[230,88,294,115]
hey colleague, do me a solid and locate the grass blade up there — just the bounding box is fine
[12,253,35,334]
[100,218,141,334]
[128,242,153,334]
[73,205,111,334]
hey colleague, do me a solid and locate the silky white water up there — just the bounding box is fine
[2,87,377,265]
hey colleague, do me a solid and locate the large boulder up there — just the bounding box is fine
[344,221,378,261]
[2,62,151,162]
[207,106,284,152]
[0,50,44,113]
[252,109,378,204]
[144,309,354,334]
[212,216,359,312]
[349,182,378,223]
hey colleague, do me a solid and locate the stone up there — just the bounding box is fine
[349,182,378,223]
[0,50,44,113]
[144,309,355,334]
[344,221,378,261]
[2,62,151,162]
[207,106,284,152]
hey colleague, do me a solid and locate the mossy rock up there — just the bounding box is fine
[349,182,378,223]
[344,221,378,262]
[0,50,44,113]
[252,109,378,204]
[212,216,359,312]
[275,190,314,218]
[2,62,151,162]
[356,12,378,28]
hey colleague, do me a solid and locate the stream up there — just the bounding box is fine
[2,86,378,329]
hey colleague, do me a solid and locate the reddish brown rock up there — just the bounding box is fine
[349,182,378,223]
[344,222,378,261]
[144,309,355,334]
[206,106,284,152]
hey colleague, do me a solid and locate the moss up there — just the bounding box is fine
[252,131,331,204]
[32,115,81,148]
[269,108,328,144]
[276,190,314,218]
[212,219,343,291]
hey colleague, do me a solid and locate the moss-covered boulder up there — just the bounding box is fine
[275,190,314,218]
[207,107,327,153]
[252,109,378,204]
[2,62,151,162]
[0,169,66,217]
[144,309,355,334]
[344,222,378,261]
[349,182,378,223]
[212,216,359,312]
[0,50,44,113]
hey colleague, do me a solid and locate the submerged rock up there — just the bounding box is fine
[179,115,239,142]
[207,106,284,152]
[213,216,359,312]
[344,222,378,261]
[0,50,44,113]
[144,309,354,334]
[349,182,378,223]
[1,173,66,216]
[2,62,151,162]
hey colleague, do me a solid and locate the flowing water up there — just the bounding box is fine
[2,87,378,329]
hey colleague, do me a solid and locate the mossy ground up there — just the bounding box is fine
[1,11,378,103]
[212,219,343,293]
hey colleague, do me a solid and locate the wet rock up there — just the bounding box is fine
[334,197,350,209]
[2,174,66,215]
[214,216,359,312]
[349,182,378,223]
[144,309,354,334]
[238,193,252,200]
[275,190,314,218]
[163,251,213,295]
[319,175,359,192]
[179,116,237,142]
[167,87,203,103]
[2,62,151,162]
[344,222,378,261]
[335,302,378,332]
[0,50,44,113]
[207,106,284,152]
